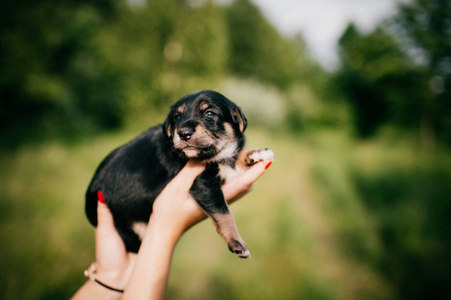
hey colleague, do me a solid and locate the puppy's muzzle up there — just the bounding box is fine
[178,128,194,141]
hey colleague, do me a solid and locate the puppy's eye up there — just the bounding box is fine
[205,111,216,117]
[173,114,181,122]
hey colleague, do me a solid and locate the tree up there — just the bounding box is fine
[0,0,125,147]
[395,0,451,148]
[226,0,300,88]
[337,24,423,137]
[172,0,228,76]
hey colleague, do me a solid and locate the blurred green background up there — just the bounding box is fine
[1,0,450,299]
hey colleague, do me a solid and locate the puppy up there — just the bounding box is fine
[85,90,274,258]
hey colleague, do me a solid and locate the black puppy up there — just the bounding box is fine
[85,90,273,259]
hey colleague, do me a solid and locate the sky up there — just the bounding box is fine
[249,0,401,69]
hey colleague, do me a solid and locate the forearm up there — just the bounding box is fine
[122,216,180,300]
[72,279,122,300]
[120,161,268,299]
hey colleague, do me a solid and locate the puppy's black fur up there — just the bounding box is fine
[85,90,254,258]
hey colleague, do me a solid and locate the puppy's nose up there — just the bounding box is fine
[178,128,194,141]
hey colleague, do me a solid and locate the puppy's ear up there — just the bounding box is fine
[163,113,172,138]
[231,105,247,133]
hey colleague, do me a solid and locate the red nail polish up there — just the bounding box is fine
[265,161,272,170]
[97,191,105,204]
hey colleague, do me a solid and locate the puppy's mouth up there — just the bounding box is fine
[179,146,217,160]
[182,145,197,150]
[173,136,217,160]
[177,140,203,150]
[181,144,200,155]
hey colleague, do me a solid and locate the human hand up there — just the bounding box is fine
[149,161,206,238]
[150,159,271,237]
[122,159,271,299]
[72,199,137,300]
[93,199,137,291]
[223,159,272,204]
[74,155,271,300]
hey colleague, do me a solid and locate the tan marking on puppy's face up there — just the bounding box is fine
[199,101,210,111]
[173,124,218,158]
[209,123,238,162]
[177,104,186,114]
[166,124,172,138]
[233,108,246,133]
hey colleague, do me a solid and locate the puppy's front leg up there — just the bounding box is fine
[241,148,274,167]
[190,165,250,259]
[211,210,250,259]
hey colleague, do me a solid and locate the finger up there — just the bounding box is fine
[166,161,205,193]
[96,201,127,259]
[242,160,270,183]
[234,160,268,187]
[96,201,116,234]
[223,160,270,202]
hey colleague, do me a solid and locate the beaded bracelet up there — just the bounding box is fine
[84,263,124,293]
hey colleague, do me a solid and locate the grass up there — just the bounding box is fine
[1,126,449,299]
[350,139,451,299]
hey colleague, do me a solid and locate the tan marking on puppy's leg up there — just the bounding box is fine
[212,212,250,259]
[245,148,274,166]
[237,148,251,170]
[132,222,148,241]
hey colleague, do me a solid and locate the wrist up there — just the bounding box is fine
[84,263,127,293]
[149,205,188,233]
[73,279,122,300]
[95,268,128,291]
[146,214,183,249]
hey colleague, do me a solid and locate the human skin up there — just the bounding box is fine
[72,160,271,300]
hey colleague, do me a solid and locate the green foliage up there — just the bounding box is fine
[352,144,451,299]
[336,24,425,137]
[0,0,126,148]
[0,0,326,147]
[396,0,451,145]
[336,0,451,145]
[308,130,451,299]
[226,0,302,88]
[102,0,230,107]
[173,1,229,76]
[397,0,451,75]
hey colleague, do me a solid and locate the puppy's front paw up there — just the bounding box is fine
[245,148,274,166]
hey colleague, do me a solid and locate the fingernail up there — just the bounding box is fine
[97,191,105,204]
[265,161,272,170]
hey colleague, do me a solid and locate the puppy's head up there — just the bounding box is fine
[163,90,247,162]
